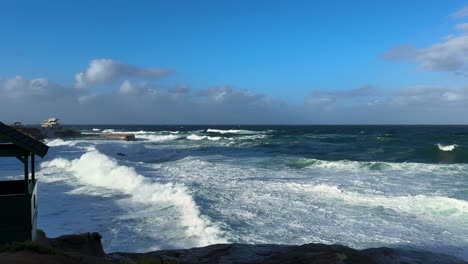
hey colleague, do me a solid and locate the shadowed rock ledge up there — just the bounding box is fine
[0,231,466,264]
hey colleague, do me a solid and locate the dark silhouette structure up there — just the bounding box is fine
[0,122,48,243]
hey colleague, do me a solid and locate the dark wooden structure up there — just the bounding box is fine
[0,122,48,243]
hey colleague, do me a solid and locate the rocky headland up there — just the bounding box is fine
[0,230,465,264]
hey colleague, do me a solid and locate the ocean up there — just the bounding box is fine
[1,125,467,260]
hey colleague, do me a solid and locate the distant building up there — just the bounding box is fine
[41,118,61,129]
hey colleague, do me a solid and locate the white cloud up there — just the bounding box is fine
[0,76,62,98]
[305,85,468,124]
[451,6,468,19]
[383,8,468,76]
[118,80,148,95]
[308,85,468,109]
[1,75,297,124]
[383,27,468,75]
[194,86,267,104]
[417,34,468,72]
[74,59,171,88]
[455,23,468,31]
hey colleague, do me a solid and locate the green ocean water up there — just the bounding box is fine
[2,125,466,259]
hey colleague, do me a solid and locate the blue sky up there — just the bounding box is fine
[2,1,468,124]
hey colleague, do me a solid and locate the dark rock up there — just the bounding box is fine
[36,230,106,264]
[111,243,467,264]
[363,247,467,264]
[25,230,468,264]
[48,232,105,257]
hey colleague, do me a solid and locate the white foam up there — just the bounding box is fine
[136,134,179,142]
[187,134,222,141]
[41,150,225,247]
[237,135,267,140]
[102,129,116,133]
[45,138,79,147]
[187,134,206,140]
[207,129,257,134]
[437,143,457,152]
[288,183,468,219]
[296,158,467,174]
[92,128,101,131]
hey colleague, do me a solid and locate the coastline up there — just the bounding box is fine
[0,230,465,264]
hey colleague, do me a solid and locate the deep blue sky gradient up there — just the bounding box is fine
[2,0,466,102]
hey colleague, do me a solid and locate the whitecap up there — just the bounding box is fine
[207,129,258,134]
[136,134,179,142]
[187,134,207,140]
[45,138,79,147]
[437,143,457,152]
[288,183,468,220]
[40,150,225,247]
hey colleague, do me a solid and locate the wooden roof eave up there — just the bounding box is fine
[0,144,31,157]
[0,122,49,158]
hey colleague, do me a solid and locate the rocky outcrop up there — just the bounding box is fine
[34,230,106,264]
[2,231,466,264]
[111,243,467,264]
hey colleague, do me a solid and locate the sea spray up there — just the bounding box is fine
[437,143,458,152]
[32,125,468,260]
[136,134,180,142]
[287,183,468,220]
[41,150,226,247]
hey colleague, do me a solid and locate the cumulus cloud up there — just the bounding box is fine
[382,11,468,76]
[74,59,171,88]
[0,75,300,124]
[383,33,468,74]
[3,57,468,125]
[0,76,65,98]
[305,85,468,124]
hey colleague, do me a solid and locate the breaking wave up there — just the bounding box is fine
[136,134,180,142]
[187,134,222,141]
[207,129,258,134]
[437,144,458,152]
[41,150,225,247]
[45,138,79,147]
[288,183,468,220]
[289,158,467,173]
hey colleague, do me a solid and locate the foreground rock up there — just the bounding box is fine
[112,243,467,264]
[1,231,466,263]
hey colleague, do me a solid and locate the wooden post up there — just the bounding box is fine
[24,155,29,194]
[31,153,35,183]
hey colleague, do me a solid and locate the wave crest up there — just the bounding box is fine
[136,134,179,142]
[41,150,225,247]
[207,129,257,134]
[437,143,458,152]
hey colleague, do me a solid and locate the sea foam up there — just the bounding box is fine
[207,129,257,134]
[41,150,225,247]
[289,183,468,219]
[136,134,179,142]
[187,134,222,141]
[437,143,457,152]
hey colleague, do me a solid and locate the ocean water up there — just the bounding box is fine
[1,125,467,259]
